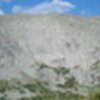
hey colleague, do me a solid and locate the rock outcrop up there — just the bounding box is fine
[0,14,100,99]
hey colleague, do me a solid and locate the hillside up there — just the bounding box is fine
[0,14,100,100]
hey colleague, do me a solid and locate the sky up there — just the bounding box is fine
[0,0,100,16]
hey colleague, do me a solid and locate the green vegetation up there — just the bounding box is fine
[38,63,49,70]
[0,64,100,100]
[0,96,6,100]
[0,94,10,100]
[38,63,70,76]
[23,80,49,94]
[18,97,31,100]
[53,67,70,76]
[57,76,77,89]
[0,79,100,100]
[87,84,100,100]
[17,91,100,100]
[0,80,9,93]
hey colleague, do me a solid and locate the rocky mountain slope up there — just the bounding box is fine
[0,14,100,99]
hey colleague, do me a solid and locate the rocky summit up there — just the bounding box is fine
[0,14,100,100]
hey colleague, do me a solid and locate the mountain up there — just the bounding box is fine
[0,14,100,100]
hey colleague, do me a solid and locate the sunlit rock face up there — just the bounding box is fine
[0,14,100,88]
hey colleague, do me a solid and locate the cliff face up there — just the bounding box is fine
[0,14,100,99]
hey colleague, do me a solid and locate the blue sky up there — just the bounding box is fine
[0,0,100,16]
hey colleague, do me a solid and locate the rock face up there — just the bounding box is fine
[0,14,100,99]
